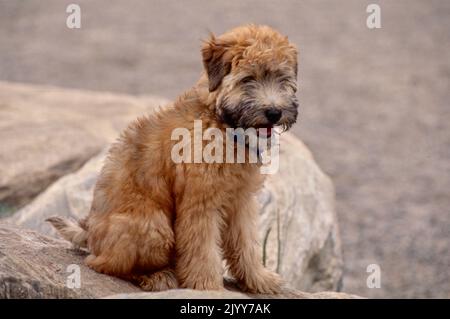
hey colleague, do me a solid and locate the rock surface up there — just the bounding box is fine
[8,133,343,292]
[106,289,361,299]
[0,224,138,298]
[0,224,359,299]
[0,81,168,211]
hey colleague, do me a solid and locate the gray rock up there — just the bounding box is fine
[0,224,139,298]
[0,81,168,211]
[0,224,359,299]
[8,133,343,292]
[7,151,107,236]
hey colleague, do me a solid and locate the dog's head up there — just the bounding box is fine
[202,25,299,136]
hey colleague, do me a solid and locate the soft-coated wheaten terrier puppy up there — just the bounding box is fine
[47,24,299,294]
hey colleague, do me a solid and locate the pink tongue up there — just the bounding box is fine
[258,127,272,137]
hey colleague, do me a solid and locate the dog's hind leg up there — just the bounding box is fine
[85,249,137,277]
[84,215,139,277]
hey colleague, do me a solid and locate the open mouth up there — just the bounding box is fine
[256,126,274,138]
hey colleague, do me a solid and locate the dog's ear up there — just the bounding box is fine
[201,34,233,92]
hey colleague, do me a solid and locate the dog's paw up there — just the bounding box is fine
[240,269,283,294]
[138,269,178,291]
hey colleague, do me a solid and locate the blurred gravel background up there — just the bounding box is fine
[0,0,449,298]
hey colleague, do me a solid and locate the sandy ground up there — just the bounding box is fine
[0,0,449,298]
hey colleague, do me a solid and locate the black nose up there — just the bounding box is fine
[265,108,282,124]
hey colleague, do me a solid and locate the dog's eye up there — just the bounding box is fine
[241,76,255,84]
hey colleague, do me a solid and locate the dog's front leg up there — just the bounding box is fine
[223,196,283,294]
[175,199,224,290]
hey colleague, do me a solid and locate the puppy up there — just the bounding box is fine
[47,24,298,294]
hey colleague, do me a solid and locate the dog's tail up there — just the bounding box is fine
[46,216,88,249]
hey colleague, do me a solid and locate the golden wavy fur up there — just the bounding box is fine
[47,24,298,293]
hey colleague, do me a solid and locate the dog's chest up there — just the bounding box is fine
[174,162,264,200]
[209,163,264,195]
